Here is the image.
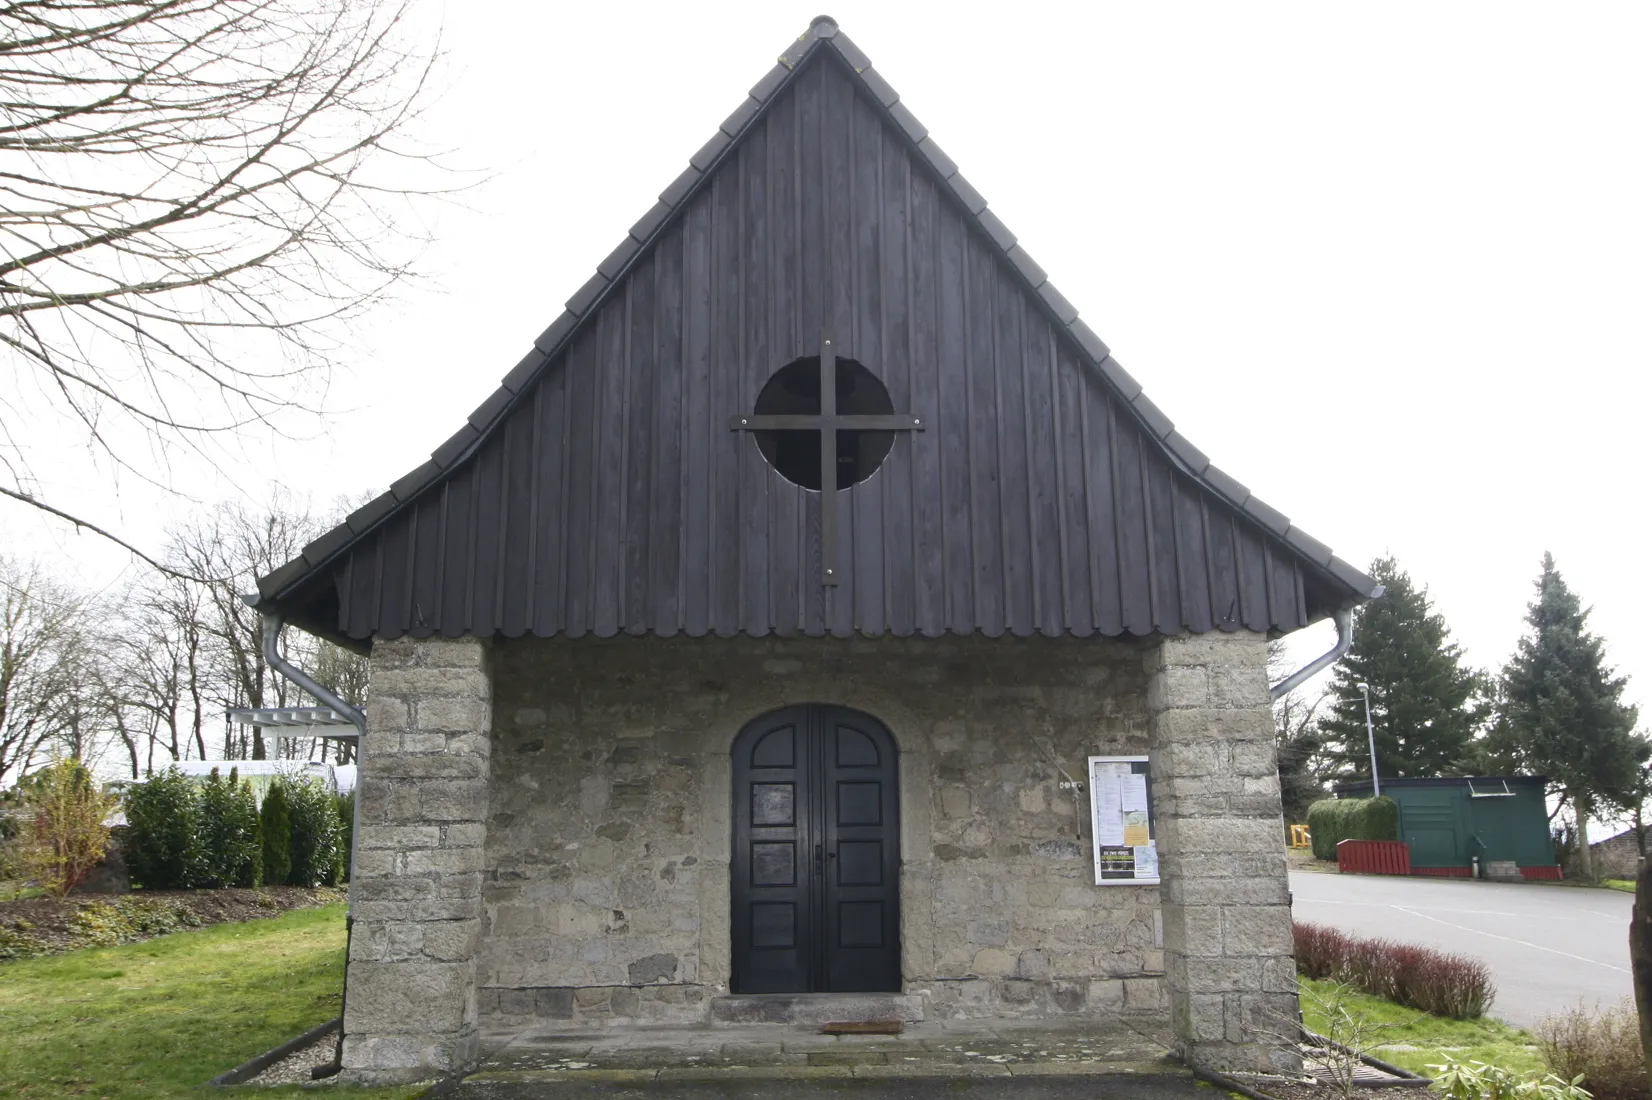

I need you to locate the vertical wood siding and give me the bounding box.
[332,55,1313,641]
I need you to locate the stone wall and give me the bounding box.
[1592,829,1644,881]
[1147,632,1299,1074]
[344,636,493,1081]
[478,634,1163,1028]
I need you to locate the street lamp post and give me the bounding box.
[1357,682,1381,797]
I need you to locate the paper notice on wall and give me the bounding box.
[1094,774,1125,845]
[1121,773,1148,814]
[1121,810,1150,847]
[1132,842,1159,879]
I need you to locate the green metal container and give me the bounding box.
[1333,776,1556,872]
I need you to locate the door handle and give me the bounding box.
[815,844,823,874]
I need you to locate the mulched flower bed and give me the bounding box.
[0,885,344,959]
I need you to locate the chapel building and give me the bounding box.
[254,16,1379,1081]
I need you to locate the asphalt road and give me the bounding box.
[1288,870,1633,1027]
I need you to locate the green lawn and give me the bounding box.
[0,902,423,1099]
[1300,976,1544,1078]
[1603,879,1636,894]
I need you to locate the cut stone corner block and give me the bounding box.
[342,633,494,1078]
[1148,629,1299,1073]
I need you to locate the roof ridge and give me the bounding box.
[259,17,1377,606]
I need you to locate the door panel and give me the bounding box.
[731,710,813,993]
[731,706,900,994]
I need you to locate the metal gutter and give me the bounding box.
[248,601,365,734]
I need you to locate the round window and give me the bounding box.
[751,356,896,491]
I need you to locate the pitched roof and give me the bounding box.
[254,16,1378,642]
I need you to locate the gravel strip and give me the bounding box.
[244,1032,340,1086]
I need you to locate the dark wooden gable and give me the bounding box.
[258,19,1377,646]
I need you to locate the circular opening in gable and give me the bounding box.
[751,356,896,491]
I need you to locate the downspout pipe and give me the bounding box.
[1270,606,1356,700]
[251,603,366,1080]
[258,610,365,734]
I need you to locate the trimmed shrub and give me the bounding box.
[1537,1000,1648,1100]
[1293,921,1494,1019]
[259,778,293,887]
[1306,796,1400,860]
[196,768,262,889]
[286,778,342,887]
[123,767,202,889]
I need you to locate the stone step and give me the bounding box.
[710,992,926,1025]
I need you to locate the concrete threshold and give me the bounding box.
[465,1016,1183,1084]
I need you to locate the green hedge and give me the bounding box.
[1307,795,1400,860]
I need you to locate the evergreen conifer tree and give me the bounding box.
[1493,553,1643,879]
[1320,556,1484,782]
[259,777,293,887]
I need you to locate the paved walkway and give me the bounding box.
[450,1017,1185,1094]
[1290,870,1633,1027]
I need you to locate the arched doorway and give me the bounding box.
[730,705,901,994]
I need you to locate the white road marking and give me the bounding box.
[1391,905,1630,974]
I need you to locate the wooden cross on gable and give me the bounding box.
[730,332,923,586]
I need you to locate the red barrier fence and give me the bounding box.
[1336,839,1412,876]
[1520,865,1563,881]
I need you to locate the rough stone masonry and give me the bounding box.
[339,629,1298,1079]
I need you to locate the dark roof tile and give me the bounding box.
[886,101,927,142]
[858,66,898,107]
[432,423,480,468]
[1036,282,1078,325]
[258,555,310,599]
[915,137,957,180]
[945,172,988,215]
[501,348,546,394]
[1065,320,1109,365]
[778,30,814,68]
[533,313,576,354]
[1162,430,1210,474]
[467,387,513,432]
[749,63,790,102]
[659,164,702,207]
[598,236,642,280]
[1130,392,1174,440]
[690,130,732,171]
[628,201,672,242]
[977,209,1016,252]
[1328,555,1380,597]
[301,522,353,568]
[565,272,609,317]
[720,97,760,136]
[346,491,398,535]
[1200,464,1250,506]
[830,32,871,71]
[1284,525,1333,567]
[1094,354,1140,399]
[1242,495,1290,536]
[391,460,442,502]
[1004,245,1046,288]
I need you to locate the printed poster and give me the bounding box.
[1088,756,1159,885]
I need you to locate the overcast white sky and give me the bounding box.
[7,2,1650,714]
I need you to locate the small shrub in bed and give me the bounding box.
[123,767,202,889]
[1292,920,1494,1019]
[1537,1000,1648,1100]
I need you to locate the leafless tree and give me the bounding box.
[0,0,441,569]
[0,557,88,784]
[1269,639,1331,821]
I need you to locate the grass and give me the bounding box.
[0,902,423,1099]
[1603,879,1636,894]
[1300,975,1544,1078]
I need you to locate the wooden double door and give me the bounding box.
[730,705,901,994]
